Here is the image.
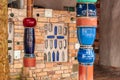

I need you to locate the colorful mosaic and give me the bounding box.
[8,18,14,64]
[44,23,68,62]
[76,0,97,80]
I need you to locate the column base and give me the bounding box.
[79,64,93,80]
[23,57,36,67]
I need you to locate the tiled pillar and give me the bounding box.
[23,0,36,67]
[76,0,97,80]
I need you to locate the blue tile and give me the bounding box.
[54,39,57,49]
[52,51,55,62]
[76,3,87,16]
[76,3,96,17]
[24,28,35,55]
[57,51,59,61]
[47,36,55,39]
[88,4,96,16]
[57,36,64,39]
[54,26,57,35]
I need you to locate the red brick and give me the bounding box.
[45,63,53,68]
[34,69,42,73]
[52,67,61,71]
[36,64,45,69]
[43,68,53,71]
[64,17,71,23]
[14,64,23,68]
[14,25,24,30]
[49,18,59,23]
[47,71,55,75]
[36,57,44,60]
[26,78,34,80]
[38,17,49,22]
[69,38,78,43]
[35,39,44,44]
[62,73,70,77]
[36,72,47,76]
[37,23,46,27]
[61,66,69,70]
[14,21,23,26]
[53,74,61,79]
[55,70,63,74]
[63,69,72,73]
[14,45,23,50]
[14,29,24,33]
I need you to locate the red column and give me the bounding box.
[79,64,93,80]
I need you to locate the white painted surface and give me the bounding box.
[45,9,53,17]
[75,43,80,49]
[14,50,21,59]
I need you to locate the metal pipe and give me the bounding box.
[27,0,33,17]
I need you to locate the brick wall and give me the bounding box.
[8,8,78,80]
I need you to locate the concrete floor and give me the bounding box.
[94,65,120,80]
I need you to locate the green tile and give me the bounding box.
[76,0,97,3]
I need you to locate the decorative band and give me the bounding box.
[77,17,97,27]
[23,57,36,67]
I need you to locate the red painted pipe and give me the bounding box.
[79,64,93,80]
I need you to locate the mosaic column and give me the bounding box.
[23,0,36,67]
[0,0,10,79]
[76,0,97,80]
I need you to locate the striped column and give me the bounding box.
[23,0,36,67]
[76,0,97,80]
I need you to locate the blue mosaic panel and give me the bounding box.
[54,39,57,49]
[45,23,68,62]
[76,3,96,17]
